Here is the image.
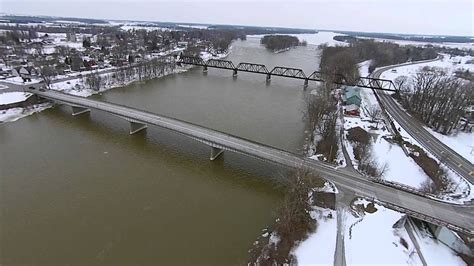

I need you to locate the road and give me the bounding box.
[372,58,474,183]
[26,88,474,235]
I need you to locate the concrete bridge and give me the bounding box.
[27,87,474,236]
[177,55,398,92]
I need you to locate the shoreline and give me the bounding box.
[0,51,230,123]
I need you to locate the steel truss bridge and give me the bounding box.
[177,55,398,92]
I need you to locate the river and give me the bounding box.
[0,37,321,265]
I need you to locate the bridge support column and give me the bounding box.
[266,73,271,81]
[233,69,238,77]
[71,106,90,116]
[210,146,224,161]
[203,66,208,73]
[129,121,147,135]
[304,79,309,89]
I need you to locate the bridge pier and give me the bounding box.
[266,73,271,81]
[233,69,238,77]
[71,106,91,116]
[210,146,224,161]
[203,65,208,73]
[304,79,309,89]
[129,121,147,135]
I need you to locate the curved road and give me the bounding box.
[372,59,474,183]
[27,88,474,235]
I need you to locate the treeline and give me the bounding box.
[333,35,357,43]
[319,40,438,80]
[396,72,473,134]
[260,35,305,52]
[338,31,474,44]
[83,59,175,91]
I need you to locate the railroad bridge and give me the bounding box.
[177,55,398,92]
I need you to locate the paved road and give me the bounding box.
[26,88,474,235]
[371,59,474,183]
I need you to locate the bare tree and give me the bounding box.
[366,104,383,128]
[40,66,56,88]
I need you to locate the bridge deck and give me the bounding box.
[29,88,474,235]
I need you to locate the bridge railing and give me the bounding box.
[371,178,472,205]
[364,196,474,236]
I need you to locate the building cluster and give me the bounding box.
[0,23,224,83]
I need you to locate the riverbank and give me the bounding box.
[0,52,229,123]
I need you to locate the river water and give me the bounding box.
[0,37,321,265]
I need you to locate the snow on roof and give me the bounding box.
[344,86,361,99]
[345,104,360,112]
[0,92,32,105]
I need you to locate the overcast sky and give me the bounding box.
[1,0,473,36]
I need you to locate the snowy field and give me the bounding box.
[380,54,474,81]
[344,200,423,265]
[0,92,31,105]
[247,31,348,47]
[293,207,337,265]
[362,37,474,50]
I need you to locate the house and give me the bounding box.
[12,66,38,79]
[344,104,360,116]
[341,86,362,107]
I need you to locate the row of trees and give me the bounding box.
[396,72,473,134]
[83,59,175,91]
[319,40,438,81]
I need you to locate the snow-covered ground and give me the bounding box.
[361,37,474,50]
[0,92,31,105]
[377,56,474,178]
[406,218,467,266]
[2,76,40,85]
[0,103,51,123]
[247,31,349,47]
[293,207,337,265]
[345,200,423,265]
[380,54,474,81]
[424,128,473,164]
[343,62,433,189]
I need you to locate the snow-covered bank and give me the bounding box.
[0,103,51,123]
[0,92,32,105]
[293,207,337,265]
[1,52,228,123]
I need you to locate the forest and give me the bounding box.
[260,35,305,52]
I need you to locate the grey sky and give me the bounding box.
[1,0,473,36]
